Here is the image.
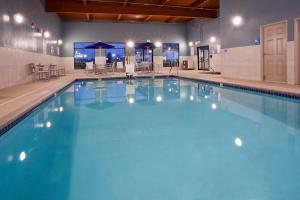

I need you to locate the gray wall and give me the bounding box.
[2,0,299,55]
[186,18,221,54]
[187,0,300,49]
[187,18,220,46]
[0,0,62,55]
[62,21,188,57]
[220,0,300,48]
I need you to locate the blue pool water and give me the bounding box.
[0,78,300,200]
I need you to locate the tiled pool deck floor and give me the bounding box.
[1,70,300,131]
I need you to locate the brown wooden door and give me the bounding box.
[263,22,287,83]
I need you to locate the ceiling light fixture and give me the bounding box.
[44,31,50,38]
[232,15,243,27]
[155,41,162,48]
[127,40,135,48]
[210,36,216,43]
[2,14,10,22]
[58,39,63,45]
[13,13,24,24]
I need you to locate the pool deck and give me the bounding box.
[1,70,300,132]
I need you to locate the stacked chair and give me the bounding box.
[29,63,66,81]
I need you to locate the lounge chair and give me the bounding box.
[135,62,151,72]
[116,61,124,72]
[85,62,94,73]
[95,64,106,74]
[105,63,114,72]
[126,63,138,78]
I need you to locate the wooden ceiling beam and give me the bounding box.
[190,0,207,8]
[159,0,171,7]
[123,0,129,6]
[143,15,152,22]
[165,16,178,23]
[117,14,122,21]
[45,0,218,18]
[86,13,94,21]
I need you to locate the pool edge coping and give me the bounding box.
[175,75,300,99]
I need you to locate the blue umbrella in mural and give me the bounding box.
[85,42,115,49]
[136,42,155,49]
[85,42,115,61]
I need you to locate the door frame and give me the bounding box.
[197,45,210,70]
[260,20,288,82]
[295,18,300,84]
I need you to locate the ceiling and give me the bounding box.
[45,0,219,23]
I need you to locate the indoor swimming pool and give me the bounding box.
[0,77,300,200]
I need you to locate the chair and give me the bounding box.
[135,63,144,72]
[142,61,151,72]
[135,62,150,72]
[95,64,106,74]
[29,63,39,81]
[37,64,50,80]
[116,62,124,72]
[49,65,59,78]
[105,63,114,72]
[153,63,162,73]
[125,64,136,77]
[85,62,94,73]
[58,66,66,76]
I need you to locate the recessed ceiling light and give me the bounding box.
[14,13,24,24]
